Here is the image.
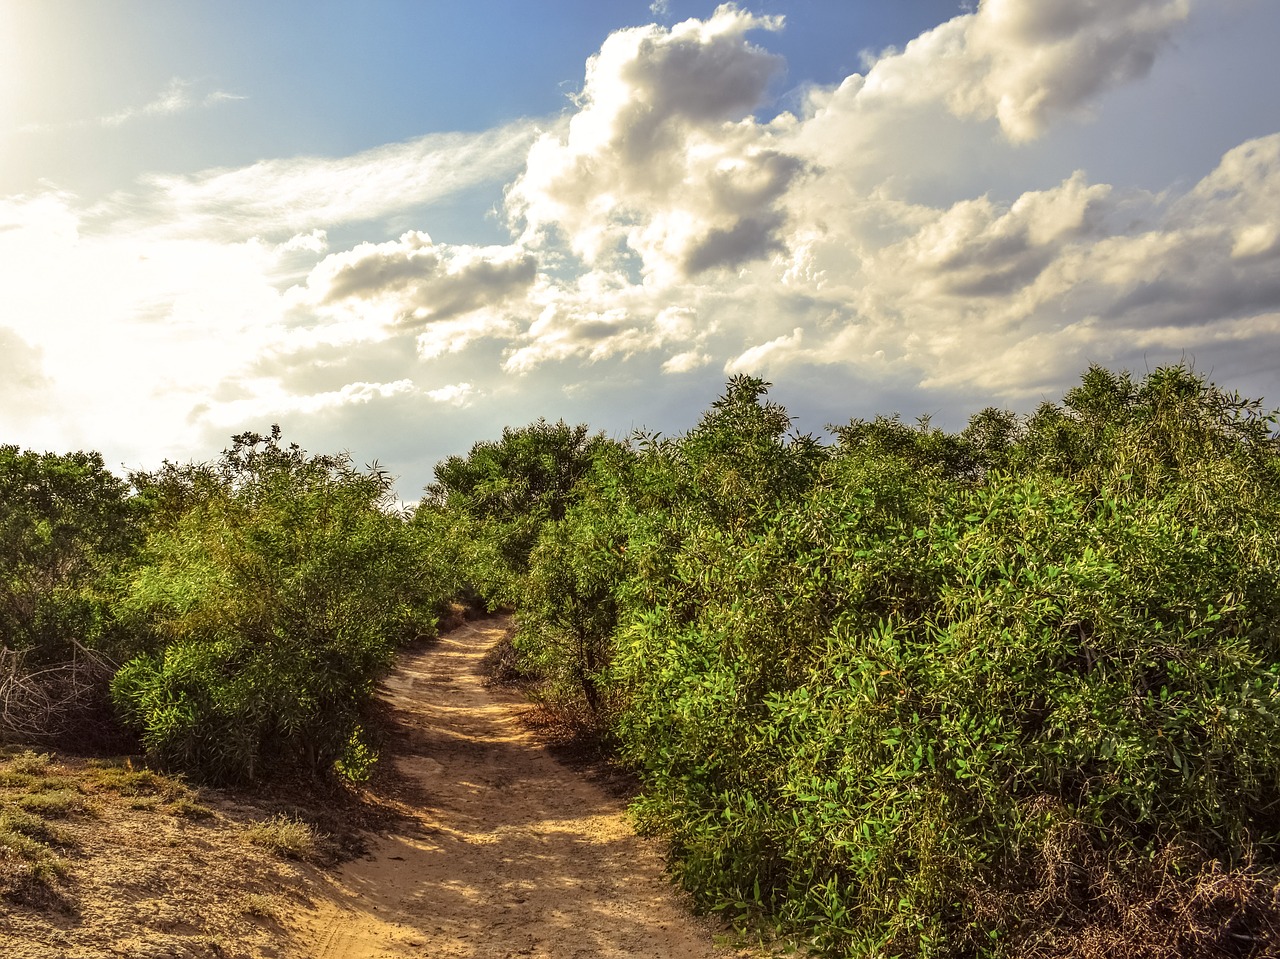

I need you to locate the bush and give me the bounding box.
[506,367,1280,956]
[0,447,144,747]
[111,428,442,783]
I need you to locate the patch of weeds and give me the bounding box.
[8,750,52,775]
[0,750,74,793]
[86,762,190,801]
[238,892,281,920]
[0,807,70,900]
[167,795,214,820]
[16,789,88,819]
[0,770,75,792]
[0,807,73,847]
[243,813,321,860]
[0,751,84,901]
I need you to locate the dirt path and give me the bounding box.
[286,616,749,959]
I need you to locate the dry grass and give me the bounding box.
[965,813,1280,959]
[237,891,283,920]
[0,750,79,902]
[243,812,323,861]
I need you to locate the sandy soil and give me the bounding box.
[0,766,313,959]
[285,615,749,959]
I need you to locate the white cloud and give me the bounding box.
[507,5,800,282]
[100,77,194,126]
[662,349,711,374]
[196,379,421,430]
[852,0,1191,142]
[15,77,245,134]
[426,382,476,406]
[93,120,541,242]
[3,0,1278,500]
[757,132,1280,399]
[305,231,537,324]
[725,327,805,374]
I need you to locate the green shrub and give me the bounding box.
[511,366,1280,956]
[0,447,139,663]
[111,428,442,783]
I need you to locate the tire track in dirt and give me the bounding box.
[288,615,748,959]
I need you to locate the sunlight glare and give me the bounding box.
[0,20,12,124]
[0,3,22,126]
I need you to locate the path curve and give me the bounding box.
[288,615,745,959]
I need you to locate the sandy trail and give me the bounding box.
[288,616,743,959]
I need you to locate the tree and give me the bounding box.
[417,419,620,606]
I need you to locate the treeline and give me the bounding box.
[4,364,1280,955]
[422,365,1280,957]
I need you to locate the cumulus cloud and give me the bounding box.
[507,5,802,282]
[754,132,1280,399]
[499,272,724,373]
[1090,135,1280,327]
[485,0,1201,383]
[303,231,537,325]
[851,0,1191,142]
[285,230,540,368]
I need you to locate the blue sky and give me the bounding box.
[2,1,1279,499]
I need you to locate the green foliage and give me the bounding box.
[6,362,1279,953]
[519,492,628,716]
[499,365,1280,956]
[418,418,621,607]
[111,428,441,783]
[0,446,139,663]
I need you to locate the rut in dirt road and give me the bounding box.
[289,615,749,959]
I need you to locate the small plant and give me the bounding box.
[0,807,72,848]
[86,762,189,801]
[243,813,320,860]
[8,750,52,775]
[166,795,214,820]
[16,789,87,818]
[0,806,71,899]
[0,769,74,792]
[238,892,281,919]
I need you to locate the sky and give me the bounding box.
[2,0,1279,500]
